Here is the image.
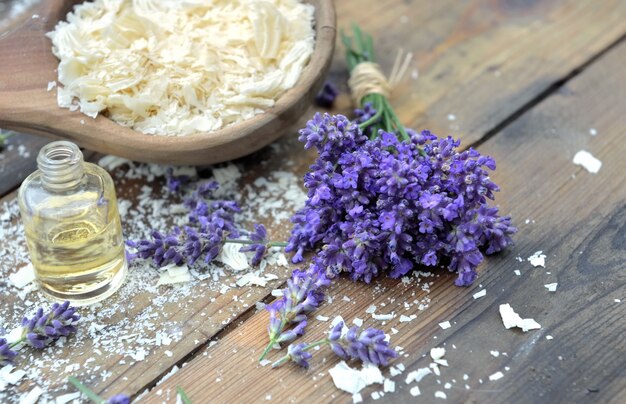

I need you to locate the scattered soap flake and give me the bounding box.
[259,359,272,367]
[589,128,597,136]
[365,305,377,314]
[544,283,558,292]
[372,313,394,321]
[514,270,521,276]
[410,386,421,397]
[328,361,383,395]
[9,263,35,288]
[447,114,456,121]
[156,264,192,286]
[399,314,417,323]
[352,393,363,404]
[316,315,329,322]
[615,299,621,303]
[546,335,553,340]
[490,350,500,357]
[352,318,364,327]
[438,321,451,330]
[55,392,81,404]
[98,155,131,171]
[19,385,43,404]
[434,391,447,399]
[47,81,57,91]
[383,379,395,393]
[216,243,249,271]
[573,150,602,174]
[499,304,541,332]
[527,251,546,268]
[405,368,431,384]
[430,347,446,361]
[473,289,486,299]
[489,371,504,381]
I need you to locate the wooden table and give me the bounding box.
[1,0,625,402]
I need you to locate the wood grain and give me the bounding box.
[0,0,336,165]
[139,30,626,404]
[332,0,626,145]
[0,0,625,401]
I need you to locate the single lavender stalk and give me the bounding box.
[10,301,80,349]
[68,376,130,404]
[259,262,330,361]
[0,338,17,365]
[272,321,398,369]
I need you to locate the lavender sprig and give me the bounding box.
[68,376,130,404]
[11,301,80,349]
[0,338,17,365]
[127,180,286,268]
[272,321,397,368]
[259,262,330,361]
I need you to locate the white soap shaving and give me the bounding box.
[372,312,395,321]
[473,289,486,299]
[216,243,249,271]
[573,150,602,174]
[499,304,541,332]
[405,367,431,384]
[544,283,558,292]
[47,0,315,136]
[19,385,43,404]
[9,263,35,288]
[328,361,383,395]
[528,251,546,268]
[156,264,192,286]
[438,321,451,330]
[489,371,504,381]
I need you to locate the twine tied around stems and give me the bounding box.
[348,49,414,105]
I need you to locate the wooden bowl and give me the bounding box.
[0,0,336,165]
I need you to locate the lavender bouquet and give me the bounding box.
[260,26,516,361]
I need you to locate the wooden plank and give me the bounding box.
[1,0,625,400]
[0,132,48,197]
[332,0,626,145]
[140,33,626,404]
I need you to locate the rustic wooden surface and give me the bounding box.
[0,0,335,165]
[0,0,625,403]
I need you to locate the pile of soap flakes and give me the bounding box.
[0,154,307,402]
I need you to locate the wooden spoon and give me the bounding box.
[0,0,336,165]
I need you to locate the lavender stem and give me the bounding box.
[68,376,105,404]
[225,239,288,248]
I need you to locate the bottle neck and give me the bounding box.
[37,141,85,192]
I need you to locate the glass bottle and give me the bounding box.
[18,141,127,305]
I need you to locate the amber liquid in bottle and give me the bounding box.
[18,141,127,305]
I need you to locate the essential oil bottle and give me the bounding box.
[18,141,127,305]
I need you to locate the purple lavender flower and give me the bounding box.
[328,321,397,366]
[239,224,268,265]
[107,394,131,404]
[286,113,516,287]
[0,338,17,365]
[127,181,246,268]
[165,168,192,194]
[272,342,313,369]
[273,321,397,369]
[314,81,339,108]
[21,301,80,349]
[260,262,330,360]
